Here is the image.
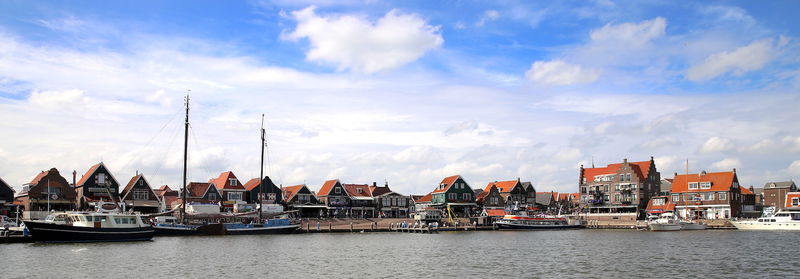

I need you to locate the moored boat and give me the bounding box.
[648,212,681,231]
[495,211,583,230]
[24,212,153,242]
[731,210,800,230]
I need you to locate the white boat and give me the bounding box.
[648,213,682,231]
[495,211,583,230]
[731,210,800,230]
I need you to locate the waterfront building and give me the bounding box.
[412,193,433,213]
[369,182,410,218]
[739,186,760,218]
[0,177,14,216]
[154,185,179,211]
[644,196,675,219]
[521,181,537,210]
[477,184,504,209]
[671,169,742,219]
[482,179,531,209]
[659,179,673,196]
[431,175,477,218]
[182,182,222,204]
[762,181,797,210]
[120,173,160,213]
[785,192,800,209]
[535,192,557,212]
[342,183,375,218]
[578,157,661,220]
[317,179,351,217]
[557,193,581,214]
[282,184,324,218]
[74,162,121,210]
[243,176,283,205]
[208,171,247,212]
[15,168,77,220]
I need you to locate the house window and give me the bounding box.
[700,182,711,189]
[357,188,363,193]
[603,195,609,201]
[688,182,698,190]
[672,194,679,202]
[208,193,217,200]
[619,174,624,181]
[133,190,148,200]
[626,174,631,181]
[614,194,620,202]
[615,184,619,191]
[448,193,456,200]
[267,193,276,200]
[228,178,238,186]
[227,192,242,201]
[335,187,341,194]
[581,187,586,194]
[792,198,799,207]
[462,193,470,200]
[630,184,637,190]
[719,192,727,201]
[139,180,143,186]
[653,199,664,205]
[632,193,637,200]
[97,173,106,185]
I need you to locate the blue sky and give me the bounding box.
[0,0,799,195]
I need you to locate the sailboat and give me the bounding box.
[220,114,299,235]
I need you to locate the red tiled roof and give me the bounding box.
[739,186,754,195]
[282,184,306,202]
[558,193,571,201]
[416,192,432,203]
[476,190,490,202]
[483,180,519,193]
[155,185,178,197]
[158,185,172,192]
[76,163,103,186]
[484,209,506,217]
[645,197,676,212]
[432,175,460,194]
[569,193,580,200]
[582,160,652,183]
[244,178,260,191]
[121,174,143,197]
[785,192,800,208]
[28,170,49,185]
[672,171,736,193]
[186,182,212,198]
[343,184,372,198]
[369,185,393,196]
[209,171,245,191]
[318,179,339,196]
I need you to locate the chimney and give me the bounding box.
[136,170,139,176]
[623,158,628,164]
[749,185,754,192]
[674,172,678,177]
[701,170,706,176]
[72,170,77,188]
[373,182,377,187]
[733,168,736,174]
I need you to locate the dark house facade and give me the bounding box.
[120,174,160,213]
[243,176,283,205]
[317,179,351,218]
[16,168,77,219]
[283,184,324,218]
[75,162,121,210]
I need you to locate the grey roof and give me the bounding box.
[763,181,796,189]
[535,193,553,206]
[521,181,535,192]
[752,187,764,195]
[660,179,672,192]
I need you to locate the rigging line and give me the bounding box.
[188,123,213,181]
[150,118,183,187]
[116,105,183,175]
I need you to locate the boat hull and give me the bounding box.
[153,224,204,236]
[680,222,707,230]
[24,221,153,243]
[731,221,800,231]
[648,223,682,231]
[224,224,300,235]
[495,223,583,230]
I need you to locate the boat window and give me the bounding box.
[770,219,776,222]
[97,216,108,222]
[791,214,800,220]
[114,217,122,224]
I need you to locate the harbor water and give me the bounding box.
[2,230,798,278]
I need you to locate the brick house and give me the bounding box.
[208,171,247,212]
[671,169,742,219]
[762,181,798,210]
[477,184,504,209]
[15,168,77,219]
[579,157,661,219]
[369,182,410,218]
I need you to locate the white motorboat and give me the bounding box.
[679,220,707,230]
[731,210,800,230]
[648,213,682,231]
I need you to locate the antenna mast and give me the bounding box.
[180,94,189,223]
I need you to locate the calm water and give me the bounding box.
[2,230,798,278]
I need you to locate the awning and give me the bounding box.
[350,197,374,201]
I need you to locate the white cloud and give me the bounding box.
[711,158,741,171]
[789,160,800,176]
[525,59,599,86]
[686,39,774,81]
[476,10,500,27]
[640,137,681,149]
[701,136,735,153]
[283,6,443,73]
[444,120,478,135]
[589,17,666,47]
[28,89,90,108]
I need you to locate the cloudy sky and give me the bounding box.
[1,0,799,196]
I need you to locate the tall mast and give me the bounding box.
[181,94,189,223]
[259,114,265,222]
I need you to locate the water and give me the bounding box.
[2,230,798,278]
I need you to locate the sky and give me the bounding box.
[0,0,799,196]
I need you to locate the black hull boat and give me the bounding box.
[495,222,584,230]
[24,221,153,243]
[223,222,300,235]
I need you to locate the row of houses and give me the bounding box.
[578,156,798,220]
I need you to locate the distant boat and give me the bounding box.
[648,212,681,231]
[731,210,800,230]
[494,206,583,230]
[23,211,153,242]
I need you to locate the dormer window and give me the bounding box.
[335,187,341,194]
[357,188,363,193]
[688,182,698,190]
[228,178,237,186]
[700,182,711,189]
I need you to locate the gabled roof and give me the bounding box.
[433,175,461,194]
[121,174,157,200]
[645,196,676,212]
[483,180,520,193]
[155,185,178,197]
[0,177,13,193]
[76,163,103,186]
[535,192,557,205]
[244,178,260,191]
[343,184,372,198]
[209,171,245,191]
[785,192,800,208]
[186,182,213,198]
[582,159,652,183]
[318,179,340,196]
[369,184,393,196]
[558,193,572,201]
[739,186,754,195]
[28,170,50,186]
[282,184,308,202]
[672,171,736,193]
[763,181,796,189]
